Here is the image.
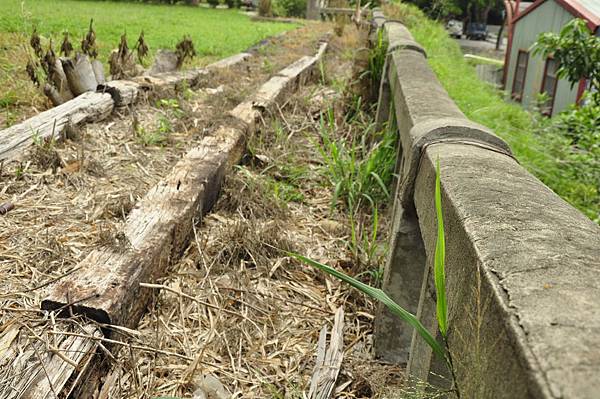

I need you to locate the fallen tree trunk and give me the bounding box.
[98,80,140,107]
[0,92,113,162]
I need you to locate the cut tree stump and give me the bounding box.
[62,54,99,96]
[147,49,179,74]
[0,92,113,162]
[51,58,74,104]
[91,59,106,85]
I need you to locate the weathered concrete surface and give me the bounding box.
[414,143,600,398]
[383,21,426,56]
[386,49,510,206]
[407,266,453,393]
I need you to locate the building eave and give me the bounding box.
[513,0,600,31]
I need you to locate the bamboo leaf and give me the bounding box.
[434,158,448,337]
[290,253,446,361]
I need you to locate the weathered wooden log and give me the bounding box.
[206,52,252,69]
[308,307,345,399]
[91,59,106,84]
[98,80,140,107]
[62,53,98,95]
[42,125,242,327]
[0,322,101,399]
[0,39,332,399]
[132,69,209,98]
[0,92,113,161]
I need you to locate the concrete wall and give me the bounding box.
[373,14,600,399]
[505,0,579,115]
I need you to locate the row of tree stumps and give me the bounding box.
[26,20,197,106]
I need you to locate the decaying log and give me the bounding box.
[0,322,101,399]
[62,53,98,96]
[41,126,244,327]
[308,307,345,399]
[206,52,251,69]
[98,80,140,107]
[0,92,113,161]
[148,49,179,74]
[132,69,209,98]
[0,40,331,399]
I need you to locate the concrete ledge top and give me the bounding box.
[389,49,464,126]
[415,143,600,398]
[398,117,511,207]
[384,20,426,57]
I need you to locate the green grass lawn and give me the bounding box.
[0,0,294,60]
[0,0,296,122]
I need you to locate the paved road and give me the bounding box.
[454,36,507,60]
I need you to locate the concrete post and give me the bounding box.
[374,202,427,363]
[374,56,391,132]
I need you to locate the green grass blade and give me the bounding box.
[434,158,448,337]
[291,253,446,361]
[370,171,391,199]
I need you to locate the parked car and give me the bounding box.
[240,0,258,8]
[466,22,488,40]
[446,20,463,39]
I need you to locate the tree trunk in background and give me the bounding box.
[496,15,505,50]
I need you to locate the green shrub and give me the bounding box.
[207,0,220,8]
[273,0,306,17]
